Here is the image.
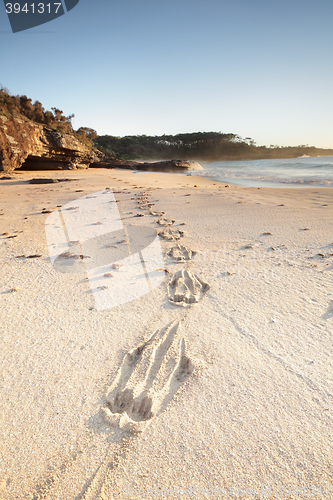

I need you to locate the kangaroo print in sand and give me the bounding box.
[167,269,210,307]
[101,321,193,437]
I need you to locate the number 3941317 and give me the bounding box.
[5,3,62,14]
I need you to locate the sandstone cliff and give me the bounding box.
[0,113,94,172]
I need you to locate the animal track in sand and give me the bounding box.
[168,269,210,307]
[167,244,197,262]
[156,218,175,226]
[150,210,165,216]
[158,228,184,240]
[102,321,193,436]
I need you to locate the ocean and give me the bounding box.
[196,156,333,188]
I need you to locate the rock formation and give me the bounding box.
[91,158,203,172]
[134,160,203,172]
[0,110,202,173]
[0,114,94,172]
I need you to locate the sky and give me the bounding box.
[1,0,333,148]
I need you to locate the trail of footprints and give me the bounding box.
[134,189,184,240]
[30,187,210,498]
[133,190,210,307]
[98,192,210,436]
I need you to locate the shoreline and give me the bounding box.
[197,157,333,189]
[1,169,333,498]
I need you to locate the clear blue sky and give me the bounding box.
[1,0,333,147]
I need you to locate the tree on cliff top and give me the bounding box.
[0,87,95,148]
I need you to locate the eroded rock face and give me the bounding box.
[0,114,94,171]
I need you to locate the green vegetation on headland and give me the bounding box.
[1,87,333,161]
[94,133,333,161]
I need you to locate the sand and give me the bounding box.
[0,168,332,499]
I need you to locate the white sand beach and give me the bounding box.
[0,168,332,499]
